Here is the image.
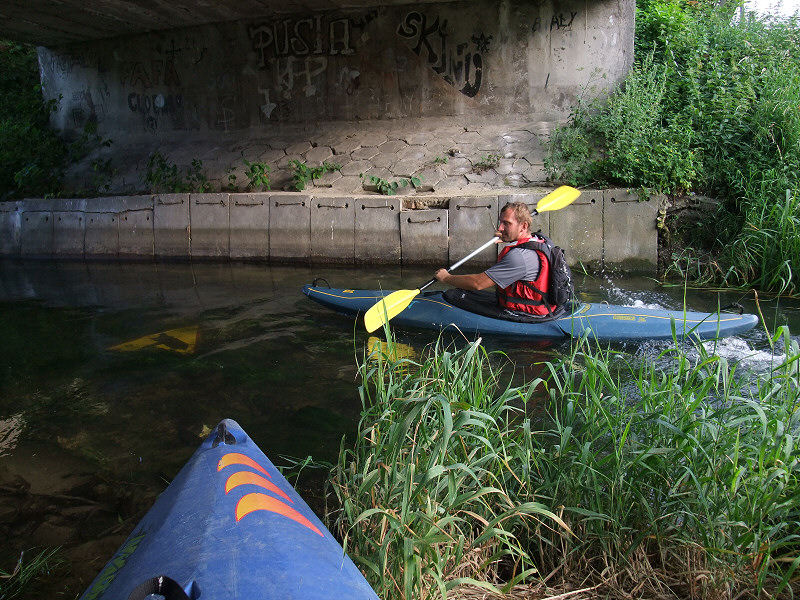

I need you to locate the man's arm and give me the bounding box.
[433,269,494,291]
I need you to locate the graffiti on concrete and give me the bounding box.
[70,90,106,129]
[120,61,182,88]
[248,15,357,66]
[531,12,579,33]
[396,11,488,98]
[247,13,373,115]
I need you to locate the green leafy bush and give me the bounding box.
[546,4,800,291]
[143,151,211,193]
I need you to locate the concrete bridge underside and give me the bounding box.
[1,0,458,46]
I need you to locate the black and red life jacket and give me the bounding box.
[496,232,573,316]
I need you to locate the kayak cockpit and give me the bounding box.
[440,288,576,323]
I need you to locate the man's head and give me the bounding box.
[497,202,532,243]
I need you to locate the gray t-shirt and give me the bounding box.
[484,245,540,289]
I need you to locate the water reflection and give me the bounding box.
[0,258,795,595]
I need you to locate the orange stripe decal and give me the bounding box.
[224,471,292,503]
[217,453,271,477]
[236,493,323,536]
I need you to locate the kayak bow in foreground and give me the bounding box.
[80,419,378,600]
[303,284,759,342]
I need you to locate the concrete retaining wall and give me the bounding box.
[1,189,663,272]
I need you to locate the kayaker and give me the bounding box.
[433,201,556,316]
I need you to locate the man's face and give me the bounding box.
[496,208,529,243]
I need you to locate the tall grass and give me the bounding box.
[331,330,800,599]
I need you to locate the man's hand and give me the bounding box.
[434,268,449,282]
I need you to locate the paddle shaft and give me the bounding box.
[417,236,500,293]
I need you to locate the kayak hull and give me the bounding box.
[80,419,378,600]
[302,285,759,342]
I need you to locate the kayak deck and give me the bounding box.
[80,419,378,600]
[303,284,759,342]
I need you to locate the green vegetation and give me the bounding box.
[0,41,113,200]
[0,547,65,599]
[545,3,800,293]
[143,151,211,194]
[360,173,422,195]
[331,328,800,599]
[473,153,501,173]
[243,159,271,192]
[289,160,341,191]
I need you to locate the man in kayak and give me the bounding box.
[433,202,556,316]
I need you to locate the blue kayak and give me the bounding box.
[80,419,378,600]
[302,284,759,342]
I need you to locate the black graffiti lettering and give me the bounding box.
[532,17,542,33]
[129,62,152,88]
[551,11,578,30]
[398,11,484,98]
[461,53,481,98]
[396,11,421,40]
[163,60,181,86]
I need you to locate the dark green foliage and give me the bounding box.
[0,41,67,200]
[545,5,800,292]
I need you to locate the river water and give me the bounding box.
[0,259,796,597]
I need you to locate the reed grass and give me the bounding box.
[0,547,63,599]
[330,329,800,599]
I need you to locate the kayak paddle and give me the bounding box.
[363,185,581,333]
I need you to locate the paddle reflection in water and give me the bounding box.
[0,259,791,596]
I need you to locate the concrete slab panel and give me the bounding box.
[53,205,86,259]
[118,196,155,259]
[191,193,230,259]
[449,196,499,267]
[400,209,448,265]
[84,197,123,259]
[269,194,311,264]
[310,196,355,264]
[20,199,55,258]
[0,202,22,257]
[548,190,603,269]
[154,194,189,259]
[230,193,269,260]
[354,197,401,265]
[603,190,660,272]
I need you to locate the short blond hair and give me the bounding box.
[500,202,532,230]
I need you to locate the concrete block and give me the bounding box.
[548,190,603,269]
[230,193,269,260]
[190,193,230,259]
[448,196,499,266]
[400,209,448,265]
[499,193,549,237]
[310,196,355,264]
[603,189,660,272]
[154,194,189,259]
[119,196,155,260]
[85,197,121,259]
[20,199,54,258]
[53,199,86,258]
[0,202,22,257]
[354,196,401,264]
[269,194,311,264]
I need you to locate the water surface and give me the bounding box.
[0,260,794,596]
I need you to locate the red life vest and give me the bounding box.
[496,236,554,316]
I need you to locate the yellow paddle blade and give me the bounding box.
[535,185,580,213]
[109,326,199,354]
[364,288,421,333]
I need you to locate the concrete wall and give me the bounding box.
[38,0,633,139]
[0,190,663,273]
